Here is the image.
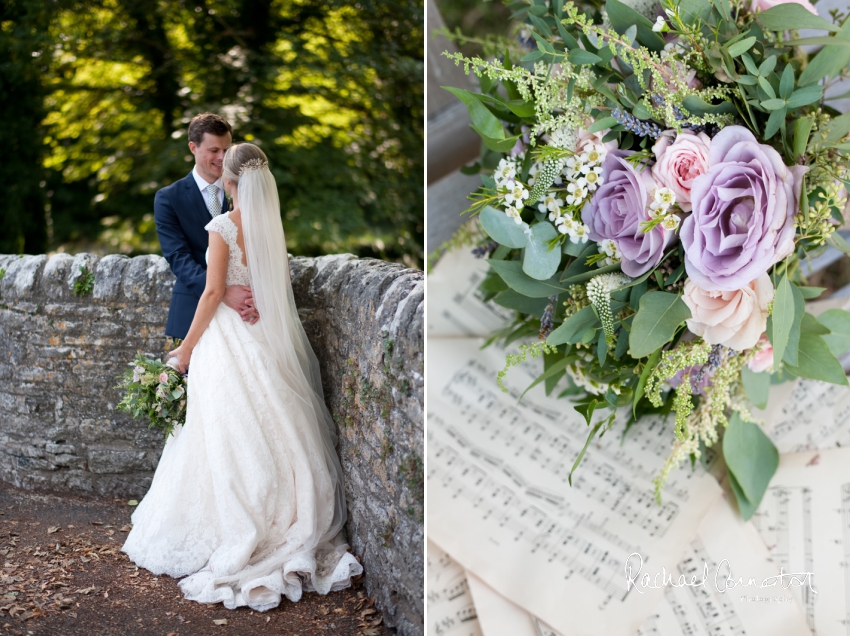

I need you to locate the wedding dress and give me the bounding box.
[122,211,362,611]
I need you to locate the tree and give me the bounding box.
[1,0,424,267]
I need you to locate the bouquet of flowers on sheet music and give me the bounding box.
[444,0,850,518]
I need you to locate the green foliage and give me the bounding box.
[741,366,770,410]
[2,0,423,266]
[72,265,95,296]
[723,412,779,521]
[628,292,691,359]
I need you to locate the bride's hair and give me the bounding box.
[223,142,268,185]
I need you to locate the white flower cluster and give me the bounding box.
[495,156,529,225]
[648,187,681,231]
[531,141,611,245]
[598,239,622,266]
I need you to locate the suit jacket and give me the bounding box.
[155,171,224,340]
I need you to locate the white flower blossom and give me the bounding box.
[539,193,565,215]
[505,205,523,224]
[505,183,529,206]
[662,214,681,231]
[652,16,666,32]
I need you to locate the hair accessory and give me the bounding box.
[239,157,269,175]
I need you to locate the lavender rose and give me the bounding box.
[681,126,807,291]
[581,151,674,277]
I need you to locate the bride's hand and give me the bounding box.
[168,345,191,375]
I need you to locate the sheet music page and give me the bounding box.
[427,540,483,636]
[427,337,723,635]
[427,248,513,338]
[464,570,547,636]
[750,448,850,636]
[755,379,850,454]
[460,495,810,636]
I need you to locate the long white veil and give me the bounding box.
[236,157,347,555]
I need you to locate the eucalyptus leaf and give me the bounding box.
[741,367,771,410]
[629,292,691,359]
[479,206,529,249]
[798,20,850,87]
[723,412,778,521]
[818,308,850,356]
[785,85,824,109]
[568,49,602,65]
[757,4,841,33]
[769,274,795,367]
[493,290,551,316]
[489,260,569,297]
[443,87,506,140]
[547,306,601,346]
[727,36,757,57]
[523,222,562,280]
[784,333,849,385]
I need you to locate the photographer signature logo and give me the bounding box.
[625,552,817,595]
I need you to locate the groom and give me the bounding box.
[155,112,258,343]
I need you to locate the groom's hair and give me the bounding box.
[188,113,232,145]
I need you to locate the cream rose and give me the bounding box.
[751,0,817,16]
[683,274,774,351]
[651,130,711,212]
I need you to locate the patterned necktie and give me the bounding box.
[206,184,221,217]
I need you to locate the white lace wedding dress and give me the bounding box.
[122,212,362,611]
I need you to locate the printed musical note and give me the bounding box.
[427,540,482,636]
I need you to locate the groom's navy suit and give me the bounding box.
[155,171,222,340]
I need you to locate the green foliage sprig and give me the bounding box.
[72,265,95,296]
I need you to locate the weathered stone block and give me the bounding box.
[87,449,151,474]
[93,254,130,301]
[41,254,75,299]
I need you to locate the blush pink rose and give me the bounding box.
[751,0,817,15]
[159,372,169,384]
[748,338,774,373]
[651,130,711,212]
[683,274,774,351]
[575,128,618,155]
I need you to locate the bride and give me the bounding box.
[122,142,362,611]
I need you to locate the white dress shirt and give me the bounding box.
[192,166,226,215]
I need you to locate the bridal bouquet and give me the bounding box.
[445,0,850,517]
[115,353,187,439]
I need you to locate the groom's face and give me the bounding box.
[189,132,232,184]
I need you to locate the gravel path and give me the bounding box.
[0,480,390,636]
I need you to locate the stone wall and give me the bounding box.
[0,252,423,636]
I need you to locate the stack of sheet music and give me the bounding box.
[427,249,850,636]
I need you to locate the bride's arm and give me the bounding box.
[168,231,229,372]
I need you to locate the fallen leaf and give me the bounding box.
[361,608,376,618]
[362,629,380,636]
[119,526,131,532]
[213,618,228,626]
[90,522,103,526]
[127,500,139,506]
[317,606,329,616]
[47,527,60,535]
